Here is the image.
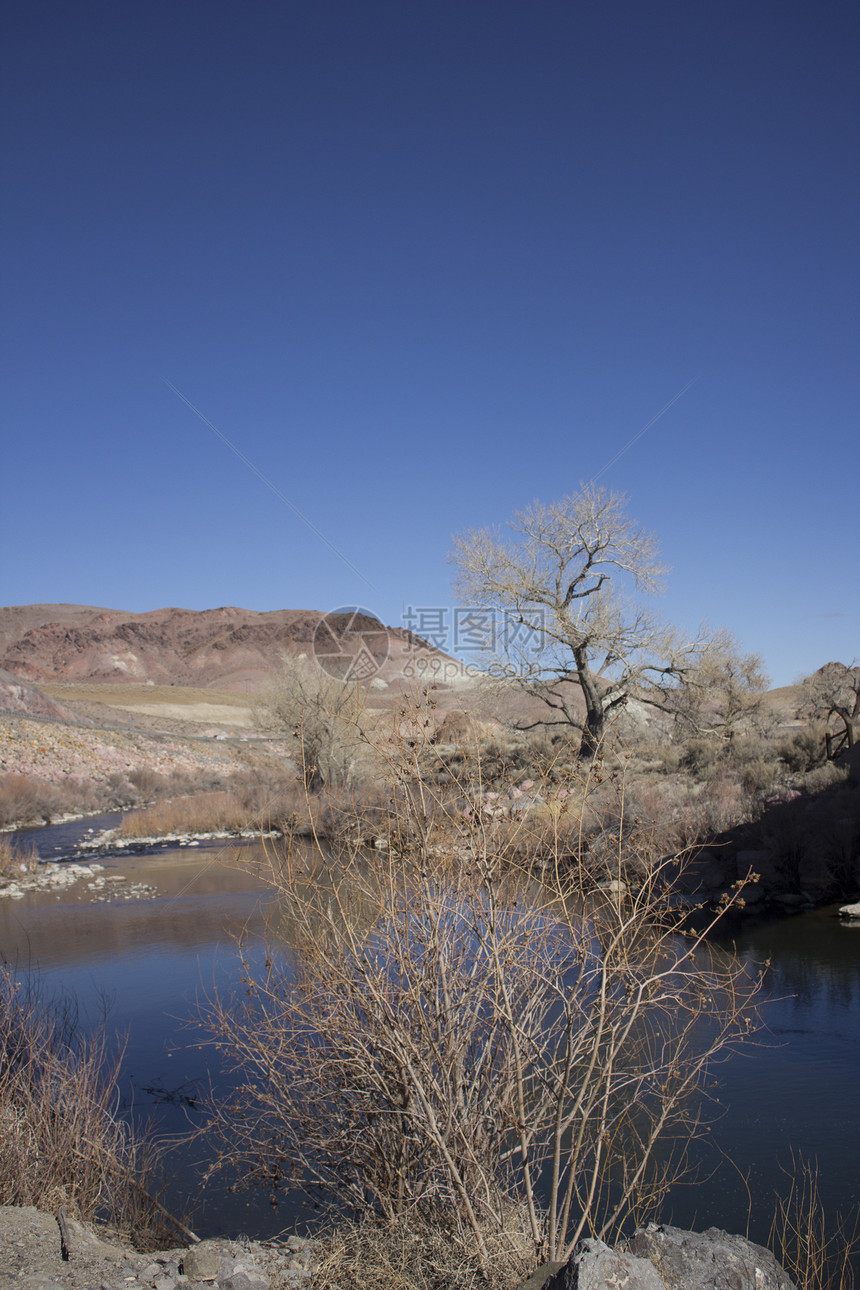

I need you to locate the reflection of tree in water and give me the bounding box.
[140,1079,199,1109]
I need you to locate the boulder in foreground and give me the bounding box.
[535,1223,795,1290]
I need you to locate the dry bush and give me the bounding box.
[633,774,757,851]
[309,1211,534,1290]
[770,1154,859,1290]
[200,716,764,1282]
[256,658,376,790]
[119,790,258,838]
[803,763,849,795]
[127,766,165,800]
[762,799,813,888]
[0,836,39,880]
[0,774,60,827]
[0,966,177,1249]
[776,727,827,774]
[0,772,111,827]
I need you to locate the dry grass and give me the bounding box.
[118,778,312,839]
[308,1212,535,1290]
[119,790,260,838]
[0,966,180,1249]
[770,1154,859,1290]
[40,681,255,723]
[0,835,40,880]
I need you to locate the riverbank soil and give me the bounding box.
[0,1206,312,1290]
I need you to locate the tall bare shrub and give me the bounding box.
[0,967,177,1248]
[201,730,763,1279]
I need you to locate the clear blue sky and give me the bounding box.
[2,0,857,686]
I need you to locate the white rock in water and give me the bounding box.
[838,902,860,920]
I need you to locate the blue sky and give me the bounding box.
[2,0,857,686]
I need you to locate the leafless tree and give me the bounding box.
[200,739,763,1281]
[799,661,860,758]
[664,646,772,744]
[450,485,765,760]
[255,655,370,790]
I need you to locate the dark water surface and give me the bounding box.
[1,828,858,1248]
[667,907,860,1243]
[11,812,124,861]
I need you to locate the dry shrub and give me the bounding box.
[200,727,765,1278]
[803,763,849,795]
[0,772,108,827]
[818,793,860,896]
[127,766,164,799]
[0,774,59,828]
[119,790,257,838]
[0,835,39,879]
[770,1154,859,1290]
[776,727,827,774]
[762,799,812,888]
[0,966,177,1249]
[309,1211,534,1290]
[640,774,757,849]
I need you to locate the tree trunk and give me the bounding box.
[574,651,606,762]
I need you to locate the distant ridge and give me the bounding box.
[0,604,442,692]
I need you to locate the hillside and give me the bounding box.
[0,668,84,722]
[0,603,475,695]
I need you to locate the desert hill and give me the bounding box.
[0,604,455,693]
[0,667,85,722]
[0,605,487,744]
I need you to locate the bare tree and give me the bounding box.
[255,655,369,790]
[799,661,860,758]
[450,485,765,759]
[664,646,772,744]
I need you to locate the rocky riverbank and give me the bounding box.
[0,1207,314,1290]
[0,711,294,831]
[0,1207,799,1290]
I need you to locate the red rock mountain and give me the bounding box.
[0,605,440,692]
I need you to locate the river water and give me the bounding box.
[2,819,858,1249]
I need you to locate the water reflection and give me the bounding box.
[1,840,857,1251]
[663,907,860,1251]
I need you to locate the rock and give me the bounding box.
[181,1240,223,1280]
[736,849,773,877]
[739,881,765,905]
[532,1225,796,1290]
[627,1223,795,1290]
[221,1273,269,1290]
[838,901,860,920]
[542,1238,663,1289]
[284,1236,311,1253]
[517,1262,565,1290]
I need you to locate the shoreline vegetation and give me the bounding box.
[2,739,858,1287]
[3,715,857,918]
[2,672,859,1286]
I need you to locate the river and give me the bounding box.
[2,818,858,1251]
